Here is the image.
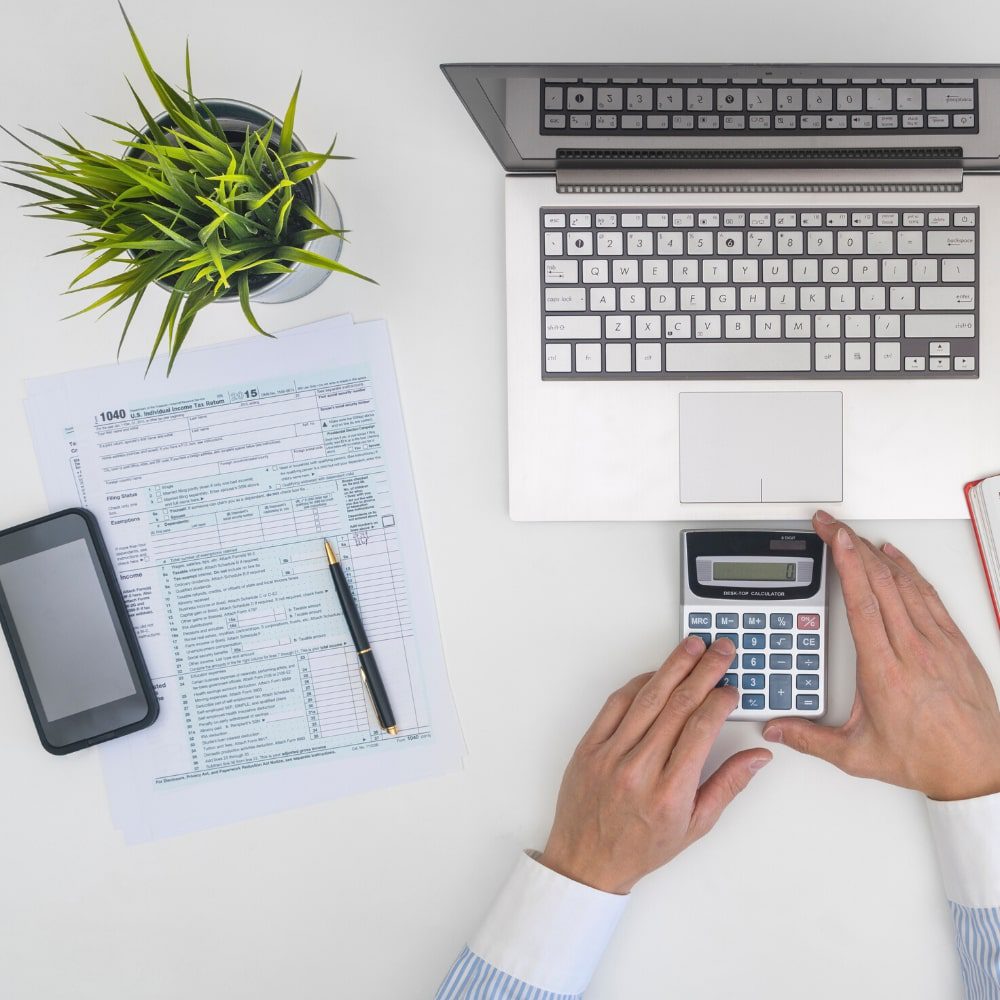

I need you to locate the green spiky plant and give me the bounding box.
[2,5,371,373]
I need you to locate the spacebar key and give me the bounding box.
[665,342,811,373]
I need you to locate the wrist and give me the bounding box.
[537,844,635,896]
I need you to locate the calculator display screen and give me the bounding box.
[712,561,796,582]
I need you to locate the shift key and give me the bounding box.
[905,314,976,338]
[545,315,601,339]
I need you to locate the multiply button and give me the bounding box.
[797,613,821,630]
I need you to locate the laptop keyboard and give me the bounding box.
[540,77,978,136]
[540,207,979,379]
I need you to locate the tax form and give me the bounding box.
[25,316,464,841]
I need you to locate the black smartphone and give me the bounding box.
[0,508,158,754]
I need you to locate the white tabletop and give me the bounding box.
[2,2,999,997]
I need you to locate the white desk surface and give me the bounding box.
[2,1,999,997]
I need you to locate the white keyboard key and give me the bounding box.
[905,314,976,338]
[846,315,871,338]
[807,88,833,110]
[837,231,864,254]
[723,212,747,227]
[867,88,892,110]
[673,213,695,227]
[597,231,624,255]
[815,343,842,371]
[875,343,901,371]
[905,355,927,371]
[954,114,976,128]
[664,316,693,339]
[696,316,722,339]
[800,286,826,310]
[927,231,976,254]
[703,260,729,283]
[792,259,819,283]
[544,233,563,256]
[955,356,976,372]
[595,214,618,228]
[867,231,893,254]
[673,260,699,283]
[852,212,875,227]
[583,259,609,283]
[815,315,840,338]
[698,213,721,228]
[543,213,566,228]
[845,343,872,371]
[603,316,629,339]
[875,314,901,339]
[748,232,774,254]
[657,232,684,255]
[785,315,811,338]
[545,344,571,372]
[897,231,924,254]
[896,88,922,110]
[627,231,654,255]
[612,259,639,284]
[569,213,592,228]
[889,286,916,310]
[740,287,767,311]
[641,259,669,283]
[665,342,811,372]
[649,287,678,311]
[911,258,938,283]
[955,212,977,227]
[567,233,594,255]
[575,344,602,373]
[687,232,714,255]
[763,259,789,283]
[681,288,707,311]
[656,88,683,110]
[929,341,951,356]
[621,213,643,227]
[801,212,823,227]
[926,87,974,110]
[733,260,760,283]
[929,212,950,227]
[635,315,662,339]
[860,286,886,310]
[826,212,849,227]
[808,231,834,254]
[942,258,975,281]
[635,343,663,372]
[544,260,579,284]
[775,212,798,227]
[546,288,586,311]
[620,288,647,311]
[605,344,632,372]
[930,357,951,371]
[830,286,857,310]
[718,232,745,255]
[755,315,781,339]
[919,286,975,310]
[646,213,671,227]
[589,287,616,311]
[724,315,752,339]
[778,231,804,254]
[711,287,737,311]
[882,259,908,283]
[545,316,601,340]
[903,212,925,227]
[878,212,899,227]
[823,259,849,282]
[769,287,796,310]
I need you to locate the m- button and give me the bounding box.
[797,613,821,630]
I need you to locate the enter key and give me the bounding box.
[918,286,975,309]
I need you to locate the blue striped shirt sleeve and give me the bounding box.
[435,946,581,1000]
[950,903,1000,1000]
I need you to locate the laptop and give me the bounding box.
[442,63,1000,520]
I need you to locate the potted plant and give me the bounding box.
[3,5,371,373]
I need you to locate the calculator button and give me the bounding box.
[743,653,766,670]
[689,612,713,628]
[743,613,767,628]
[742,693,766,710]
[717,673,739,689]
[797,654,821,670]
[770,613,793,629]
[797,634,821,650]
[770,654,792,670]
[743,633,766,650]
[796,694,820,711]
[769,674,793,711]
[716,612,740,628]
[743,673,766,690]
[797,613,821,630]
[796,674,821,690]
[690,632,712,647]
[769,633,793,650]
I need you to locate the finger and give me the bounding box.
[846,532,925,648]
[856,537,936,640]
[578,672,655,747]
[661,685,741,794]
[825,524,895,660]
[880,541,964,638]
[612,635,713,751]
[689,748,772,840]
[762,717,852,770]
[634,640,738,767]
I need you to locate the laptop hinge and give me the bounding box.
[555,166,964,194]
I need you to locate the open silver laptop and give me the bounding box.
[442,64,1000,520]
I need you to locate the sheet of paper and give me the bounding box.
[25,317,464,841]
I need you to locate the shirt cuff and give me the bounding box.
[926,790,1000,908]
[467,851,630,996]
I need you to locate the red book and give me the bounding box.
[965,475,1000,628]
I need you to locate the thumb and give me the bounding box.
[689,748,772,840]
[763,718,850,768]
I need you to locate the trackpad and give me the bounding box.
[679,391,843,503]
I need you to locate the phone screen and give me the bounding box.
[0,510,156,752]
[0,539,137,721]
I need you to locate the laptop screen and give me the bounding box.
[442,64,1000,172]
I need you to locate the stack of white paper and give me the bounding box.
[25,315,464,842]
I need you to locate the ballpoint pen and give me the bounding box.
[324,539,398,736]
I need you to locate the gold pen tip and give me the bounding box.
[387,726,398,736]
[324,539,337,565]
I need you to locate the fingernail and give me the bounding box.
[763,726,783,743]
[882,541,900,557]
[713,637,735,655]
[837,527,854,550]
[684,635,705,654]
[749,757,771,772]
[814,509,835,524]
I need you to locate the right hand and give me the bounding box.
[763,510,1000,801]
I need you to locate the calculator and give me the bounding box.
[681,529,828,721]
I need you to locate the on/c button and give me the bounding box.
[797,613,821,630]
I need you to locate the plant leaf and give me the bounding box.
[279,75,301,156]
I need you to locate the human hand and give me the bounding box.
[537,637,772,894]
[763,511,1000,801]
